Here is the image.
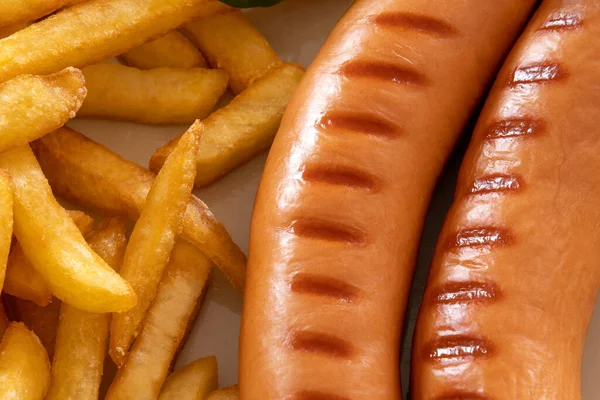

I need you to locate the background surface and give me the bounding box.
[69,0,600,397]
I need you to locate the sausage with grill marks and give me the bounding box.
[412,0,600,398]
[239,1,537,399]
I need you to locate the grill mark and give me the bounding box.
[425,335,493,361]
[430,281,500,304]
[372,11,457,37]
[286,331,353,359]
[302,165,377,191]
[338,60,428,87]
[436,392,491,400]
[509,62,566,85]
[290,218,366,245]
[294,390,351,400]
[486,118,542,139]
[539,12,582,30]
[470,175,521,194]
[317,111,400,138]
[452,227,512,248]
[291,273,359,303]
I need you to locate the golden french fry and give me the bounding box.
[0,322,50,400]
[0,0,230,83]
[0,67,86,153]
[0,302,8,338]
[0,145,136,313]
[175,271,211,363]
[8,296,61,359]
[106,240,213,399]
[3,209,94,306]
[159,356,218,400]
[0,0,71,28]
[150,63,304,187]
[47,218,128,400]
[0,172,12,293]
[79,63,228,125]
[33,127,247,292]
[183,10,281,94]
[5,209,95,356]
[120,30,207,69]
[206,385,240,400]
[110,123,201,366]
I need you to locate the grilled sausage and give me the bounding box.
[411,0,600,398]
[239,1,537,399]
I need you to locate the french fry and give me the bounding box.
[183,9,281,94]
[206,385,240,400]
[150,63,304,187]
[159,356,218,400]
[8,296,61,359]
[0,323,50,400]
[79,63,228,125]
[0,0,230,83]
[0,67,86,153]
[110,123,201,366]
[6,210,95,358]
[119,1,232,70]
[175,271,211,364]
[0,145,136,313]
[106,240,213,399]
[120,31,207,69]
[47,218,128,400]
[33,127,247,292]
[0,302,8,338]
[0,0,72,28]
[0,172,12,293]
[3,209,94,306]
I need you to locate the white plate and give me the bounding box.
[69,0,600,397]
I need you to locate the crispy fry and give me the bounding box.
[9,296,61,359]
[0,322,50,400]
[206,385,240,400]
[0,302,8,338]
[0,0,231,83]
[120,31,207,69]
[0,0,71,28]
[7,210,95,357]
[33,127,247,292]
[47,218,128,400]
[79,63,228,125]
[0,145,136,312]
[183,10,281,94]
[106,240,213,399]
[3,210,94,306]
[0,172,12,292]
[110,123,201,366]
[0,67,86,153]
[175,271,211,363]
[159,356,218,400]
[150,63,304,187]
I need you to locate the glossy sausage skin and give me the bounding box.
[239,1,536,399]
[412,0,600,399]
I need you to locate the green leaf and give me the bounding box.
[218,0,284,8]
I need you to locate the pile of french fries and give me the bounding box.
[0,0,303,398]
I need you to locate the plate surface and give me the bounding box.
[68,0,600,397]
